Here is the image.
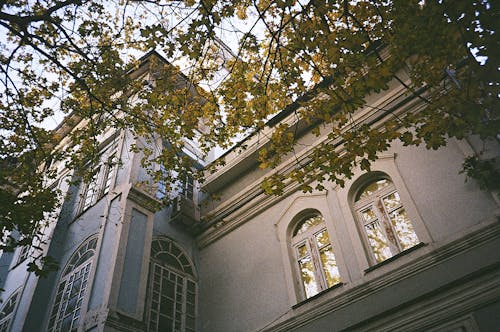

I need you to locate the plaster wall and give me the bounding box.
[117,208,148,314]
[197,138,500,332]
[288,235,500,332]
[89,195,123,311]
[198,198,291,332]
[393,139,499,241]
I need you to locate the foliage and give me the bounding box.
[0,0,498,273]
[461,156,500,194]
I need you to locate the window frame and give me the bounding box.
[15,245,30,266]
[181,174,195,201]
[353,176,421,266]
[0,288,21,332]
[78,140,118,213]
[146,237,197,332]
[46,236,97,332]
[80,165,102,212]
[290,214,342,300]
[156,167,196,203]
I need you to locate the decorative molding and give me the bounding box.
[197,179,323,248]
[128,186,160,212]
[349,268,497,332]
[197,151,397,248]
[257,220,500,331]
[104,309,146,332]
[273,191,328,228]
[83,308,109,330]
[199,83,427,247]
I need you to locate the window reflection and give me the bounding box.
[299,256,318,298]
[48,237,96,332]
[294,215,324,236]
[357,179,390,201]
[354,176,420,265]
[365,221,392,262]
[320,248,341,287]
[148,238,197,332]
[292,214,341,300]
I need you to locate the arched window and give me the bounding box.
[353,176,419,264]
[47,236,97,332]
[0,288,21,331]
[147,238,197,332]
[291,214,341,299]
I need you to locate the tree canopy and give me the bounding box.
[0,0,498,274]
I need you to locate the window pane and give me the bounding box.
[365,221,392,263]
[48,236,96,332]
[294,215,324,236]
[61,315,72,332]
[82,168,100,211]
[361,207,376,223]
[389,208,419,250]
[158,315,173,332]
[298,256,318,298]
[149,240,196,332]
[103,154,116,195]
[357,179,391,201]
[319,247,341,287]
[156,253,183,271]
[297,244,308,259]
[315,230,330,248]
[382,192,402,211]
[187,280,195,292]
[183,175,194,201]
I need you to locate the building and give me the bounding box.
[0,51,499,332]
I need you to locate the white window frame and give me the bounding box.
[16,245,30,265]
[157,165,167,200]
[274,193,349,306]
[78,140,118,213]
[291,214,341,300]
[0,289,21,332]
[181,174,195,201]
[353,177,420,265]
[46,236,97,332]
[101,151,117,196]
[147,238,197,332]
[80,165,101,212]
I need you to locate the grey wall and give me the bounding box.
[394,140,498,241]
[199,203,290,332]
[197,138,500,332]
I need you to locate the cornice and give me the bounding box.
[198,80,425,247]
[127,186,160,212]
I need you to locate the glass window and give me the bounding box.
[16,245,30,265]
[147,238,197,332]
[354,177,419,264]
[157,165,167,200]
[182,175,194,201]
[0,289,20,332]
[47,236,97,332]
[80,166,101,212]
[158,170,195,202]
[291,215,341,299]
[101,153,117,196]
[79,140,118,212]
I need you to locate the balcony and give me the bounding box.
[170,195,200,228]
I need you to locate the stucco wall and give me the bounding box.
[197,137,500,332]
[199,198,290,332]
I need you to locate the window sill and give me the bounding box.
[292,283,344,309]
[364,242,427,274]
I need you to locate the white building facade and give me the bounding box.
[0,52,499,332]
